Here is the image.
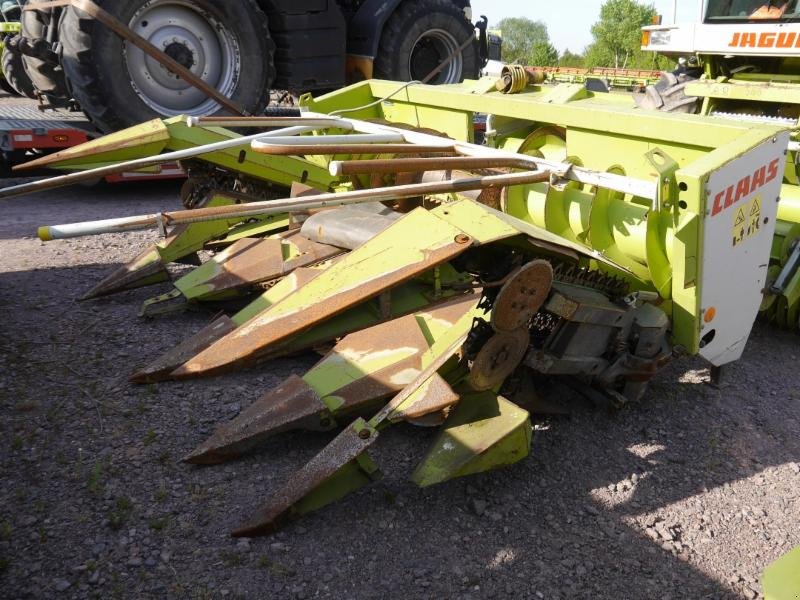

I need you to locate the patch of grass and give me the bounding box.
[10,436,22,451]
[257,555,295,577]
[221,551,243,567]
[256,555,270,568]
[154,486,169,503]
[136,400,148,415]
[189,485,207,503]
[156,451,170,466]
[108,570,123,600]
[193,587,214,600]
[88,461,106,496]
[0,521,11,540]
[0,557,8,574]
[15,400,38,412]
[108,496,134,531]
[143,429,157,446]
[148,517,169,532]
[45,405,61,422]
[110,580,125,600]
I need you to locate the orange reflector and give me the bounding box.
[704,307,716,323]
[641,31,651,46]
[652,14,662,25]
[52,134,69,143]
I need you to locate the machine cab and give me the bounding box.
[642,0,800,57]
[704,0,800,21]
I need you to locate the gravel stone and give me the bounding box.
[471,498,488,516]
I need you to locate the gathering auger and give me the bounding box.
[12,74,793,534]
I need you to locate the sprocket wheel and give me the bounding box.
[491,259,554,333]
[467,328,531,391]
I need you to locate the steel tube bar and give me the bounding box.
[253,144,457,156]
[252,133,405,147]
[186,117,348,129]
[38,169,552,240]
[307,114,658,201]
[329,156,537,176]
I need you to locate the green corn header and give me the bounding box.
[10,72,798,534]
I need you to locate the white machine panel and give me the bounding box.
[643,23,800,56]
[699,131,788,365]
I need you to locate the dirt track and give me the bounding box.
[0,179,799,599]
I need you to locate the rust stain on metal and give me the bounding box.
[194,234,342,296]
[82,252,169,300]
[140,265,330,382]
[335,156,536,176]
[170,238,471,379]
[319,296,479,413]
[372,334,473,426]
[404,411,449,427]
[476,184,503,210]
[231,421,378,537]
[184,293,482,464]
[319,319,430,401]
[130,315,237,383]
[184,375,330,465]
[287,232,345,265]
[200,237,284,292]
[390,372,459,423]
[82,222,199,299]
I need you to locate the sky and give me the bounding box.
[470,0,702,53]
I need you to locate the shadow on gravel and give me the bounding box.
[215,324,798,599]
[0,179,183,240]
[1,257,797,598]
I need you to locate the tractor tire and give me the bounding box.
[59,0,275,134]
[633,72,700,114]
[374,0,479,85]
[20,5,70,102]
[2,37,37,99]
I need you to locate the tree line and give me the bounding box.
[497,0,671,70]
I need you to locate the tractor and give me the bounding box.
[11,0,483,132]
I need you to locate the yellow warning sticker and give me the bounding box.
[732,195,762,247]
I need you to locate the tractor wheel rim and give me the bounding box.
[125,0,240,115]
[408,28,462,84]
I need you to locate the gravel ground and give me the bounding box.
[0,178,799,600]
